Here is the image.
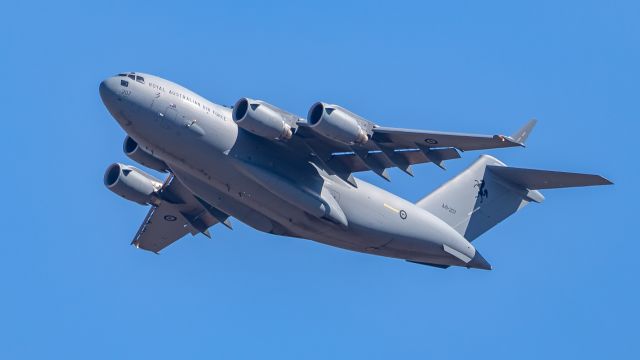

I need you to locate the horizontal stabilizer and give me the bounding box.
[487,166,613,189]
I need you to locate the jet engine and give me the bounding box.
[307,102,373,145]
[123,136,168,173]
[232,98,298,141]
[104,163,163,205]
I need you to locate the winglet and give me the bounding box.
[509,119,537,146]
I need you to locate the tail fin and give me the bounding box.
[416,155,612,241]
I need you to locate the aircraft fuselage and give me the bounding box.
[99,72,487,269]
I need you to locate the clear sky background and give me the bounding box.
[2,1,638,358]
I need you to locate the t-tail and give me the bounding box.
[416,155,612,260]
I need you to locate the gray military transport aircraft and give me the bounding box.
[99,72,611,270]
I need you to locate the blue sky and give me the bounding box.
[2,1,638,358]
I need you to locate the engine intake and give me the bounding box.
[123,136,168,173]
[307,102,372,145]
[104,163,162,205]
[232,98,298,141]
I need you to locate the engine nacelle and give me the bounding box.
[232,98,298,141]
[104,163,162,205]
[123,136,168,173]
[307,102,373,145]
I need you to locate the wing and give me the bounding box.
[371,119,536,151]
[295,119,536,184]
[132,174,232,253]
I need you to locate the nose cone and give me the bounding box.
[99,77,120,108]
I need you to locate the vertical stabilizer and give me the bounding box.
[416,155,611,241]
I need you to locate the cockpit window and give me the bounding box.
[127,74,136,80]
[117,73,127,77]
[136,76,145,84]
[120,79,129,87]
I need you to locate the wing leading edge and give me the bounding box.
[371,119,536,151]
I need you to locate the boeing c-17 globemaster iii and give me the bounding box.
[99,72,611,270]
